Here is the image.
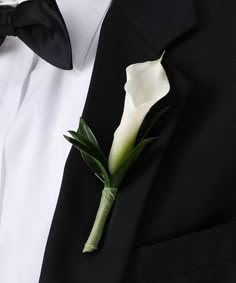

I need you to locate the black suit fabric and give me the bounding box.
[39,0,236,282]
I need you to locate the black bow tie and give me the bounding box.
[0,0,72,70]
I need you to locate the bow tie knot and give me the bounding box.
[0,6,16,36]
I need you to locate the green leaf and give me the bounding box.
[111,138,157,187]
[68,131,90,147]
[79,118,101,150]
[80,152,111,187]
[80,151,104,179]
[64,135,91,154]
[67,131,107,169]
[64,135,110,186]
[140,106,170,140]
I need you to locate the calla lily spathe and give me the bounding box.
[108,56,170,174]
[0,0,28,6]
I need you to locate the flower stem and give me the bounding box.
[83,187,118,253]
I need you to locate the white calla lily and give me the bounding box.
[0,0,28,6]
[108,56,170,174]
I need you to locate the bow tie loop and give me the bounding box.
[0,6,16,36]
[0,0,72,70]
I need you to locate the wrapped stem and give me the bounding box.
[83,187,118,253]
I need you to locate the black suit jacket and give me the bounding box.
[39,0,236,282]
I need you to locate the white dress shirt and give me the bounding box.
[0,0,111,282]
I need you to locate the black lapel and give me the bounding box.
[39,1,197,282]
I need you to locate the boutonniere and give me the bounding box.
[65,53,170,253]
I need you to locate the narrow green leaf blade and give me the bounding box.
[64,135,90,153]
[64,135,99,165]
[79,118,101,149]
[64,135,110,186]
[80,152,111,186]
[67,131,108,169]
[111,138,157,187]
[80,151,104,178]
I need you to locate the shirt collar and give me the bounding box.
[57,0,112,71]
